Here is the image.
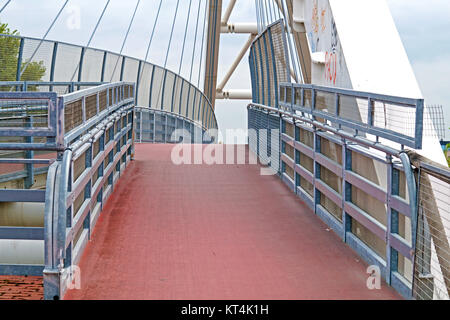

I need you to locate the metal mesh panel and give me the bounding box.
[85,94,97,120]
[80,48,104,82]
[122,58,139,83]
[65,99,83,133]
[413,162,450,300]
[250,20,291,107]
[20,38,53,83]
[0,34,217,131]
[99,90,107,112]
[137,63,152,107]
[187,85,195,118]
[180,80,189,118]
[150,66,164,109]
[424,105,446,141]
[103,53,122,82]
[53,44,82,82]
[163,71,175,112]
[173,76,183,116]
[0,35,21,83]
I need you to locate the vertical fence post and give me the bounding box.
[342,141,352,242]
[135,60,142,104]
[16,38,24,90]
[25,116,34,189]
[313,130,321,214]
[49,42,58,92]
[101,52,107,83]
[77,47,85,91]
[386,155,395,285]
[367,97,374,127]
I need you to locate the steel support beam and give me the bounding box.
[204,0,223,109]
[217,34,255,92]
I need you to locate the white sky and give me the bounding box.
[0,0,449,140]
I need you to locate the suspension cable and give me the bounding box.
[69,0,111,82]
[86,0,110,48]
[189,0,202,82]
[270,0,277,23]
[110,0,141,81]
[0,0,11,14]
[279,0,301,82]
[178,0,193,75]
[263,0,269,27]
[164,0,180,69]
[20,0,69,79]
[143,0,162,62]
[197,0,208,88]
[265,0,273,24]
[255,0,260,33]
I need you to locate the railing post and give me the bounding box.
[342,140,352,242]
[313,129,321,214]
[101,52,107,83]
[367,97,374,127]
[77,47,85,91]
[135,60,142,103]
[386,155,395,285]
[25,116,34,189]
[49,42,58,92]
[16,38,24,89]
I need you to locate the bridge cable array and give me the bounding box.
[110,0,141,82]
[19,0,69,79]
[69,0,111,83]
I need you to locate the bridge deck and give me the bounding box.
[65,144,400,300]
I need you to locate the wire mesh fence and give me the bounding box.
[425,105,446,141]
[249,19,291,109]
[411,155,450,300]
[0,34,217,131]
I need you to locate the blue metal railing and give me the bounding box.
[0,82,135,299]
[0,33,218,131]
[248,82,423,298]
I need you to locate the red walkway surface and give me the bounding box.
[65,144,400,300]
[0,276,43,300]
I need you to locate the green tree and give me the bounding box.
[0,22,46,91]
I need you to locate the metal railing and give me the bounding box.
[279,83,424,149]
[247,78,429,298]
[410,155,450,300]
[135,108,214,144]
[0,33,218,131]
[0,82,135,299]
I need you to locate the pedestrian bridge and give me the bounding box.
[0,1,449,301]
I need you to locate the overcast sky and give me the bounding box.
[1,0,449,139]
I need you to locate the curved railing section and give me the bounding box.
[0,34,218,131]
[0,82,135,299]
[135,108,213,144]
[248,81,423,298]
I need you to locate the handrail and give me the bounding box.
[248,99,420,299]
[0,33,218,131]
[278,82,424,149]
[40,82,136,299]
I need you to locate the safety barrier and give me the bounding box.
[135,108,214,144]
[411,155,450,300]
[247,81,427,298]
[0,34,217,131]
[0,82,135,299]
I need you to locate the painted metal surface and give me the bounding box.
[248,101,418,299]
[0,34,217,131]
